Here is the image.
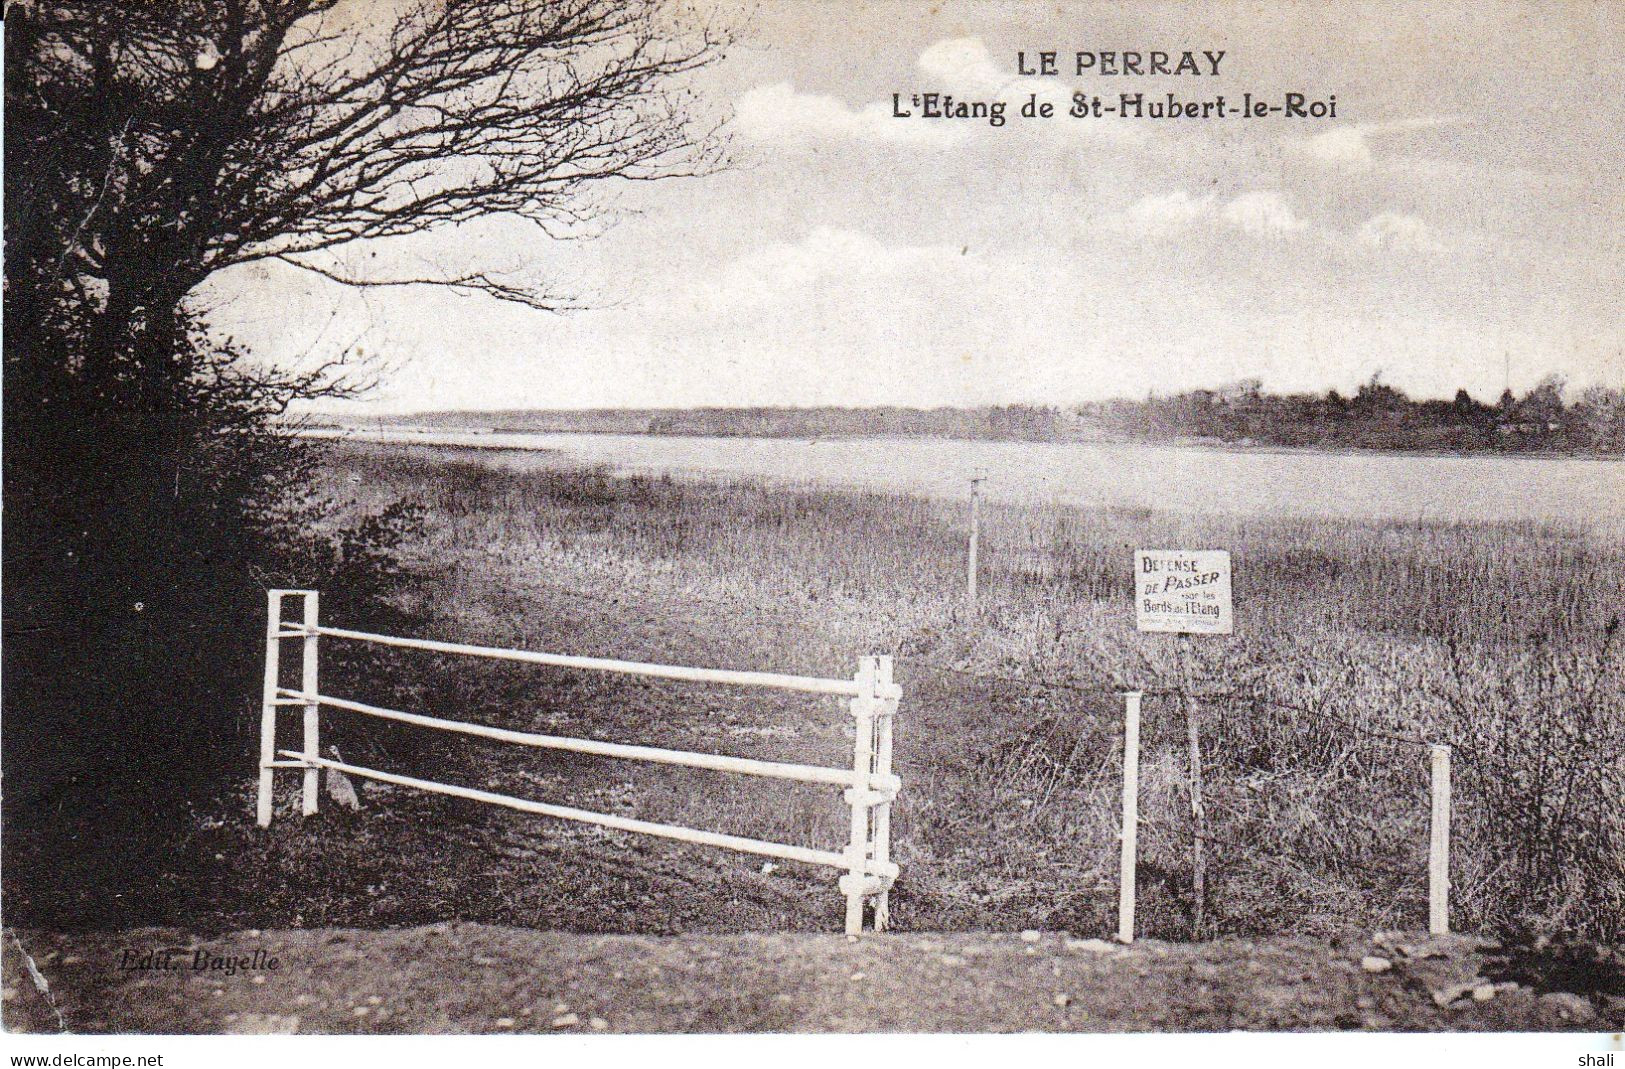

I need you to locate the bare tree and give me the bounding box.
[6,0,729,399]
[0,0,730,810]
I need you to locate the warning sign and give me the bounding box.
[1134,549,1233,635]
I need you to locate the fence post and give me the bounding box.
[1118,691,1142,943]
[871,656,897,932]
[1429,744,1451,935]
[1178,640,1207,939]
[967,469,985,604]
[842,656,879,936]
[257,590,285,827]
[301,592,321,817]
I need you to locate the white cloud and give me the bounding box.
[1357,212,1447,255]
[1109,191,1453,258]
[1110,190,1306,239]
[1296,115,1463,169]
[1299,127,1373,168]
[1117,190,1217,229]
[1222,191,1309,237]
[701,227,962,308]
[917,37,1007,89]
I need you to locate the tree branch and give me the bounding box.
[273,252,581,312]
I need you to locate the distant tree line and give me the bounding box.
[1079,375,1625,454]
[646,405,1066,440]
[373,375,1625,454]
[362,404,1068,440]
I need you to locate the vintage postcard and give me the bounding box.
[3,0,1621,1060]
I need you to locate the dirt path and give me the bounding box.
[5,926,1618,1034]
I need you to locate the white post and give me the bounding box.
[871,656,896,932]
[1117,691,1142,943]
[1429,744,1451,935]
[301,592,321,817]
[257,590,285,827]
[1179,639,1207,939]
[842,656,879,936]
[967,469,985,603]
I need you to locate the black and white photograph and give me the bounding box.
[3,0,1622,1056]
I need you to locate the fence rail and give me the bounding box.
[255,589,902,934]
[301,624,869,696]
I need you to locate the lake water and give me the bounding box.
[306,428,1625,531]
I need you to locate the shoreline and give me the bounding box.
[288,424,1625,465]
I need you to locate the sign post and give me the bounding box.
[966,468,986,604]
[1134,549,1233,938]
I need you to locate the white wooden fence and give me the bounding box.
[255,589,903,935]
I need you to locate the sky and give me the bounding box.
[203,0,1625,414]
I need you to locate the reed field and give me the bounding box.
[242,439,1623,944]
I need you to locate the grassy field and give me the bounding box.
[76,438,1612,945]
